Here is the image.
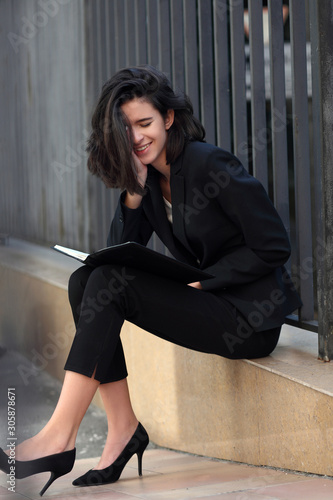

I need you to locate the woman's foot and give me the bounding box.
[93,419,139,470]
[4,429,74,461]
[72,422,149,487]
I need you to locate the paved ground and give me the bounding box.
[1,446,333,499]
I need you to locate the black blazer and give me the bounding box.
[108,141,302,331]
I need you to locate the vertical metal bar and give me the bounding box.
[115,0,126,70]
[77,0,90,250]
[289,0,314,321]
[84,0,99,100]
[213,0,231,151]
[91,0,107,248]
[308,2,321,234]
[170,0,185,90]
[268,0,290,238]
[125,0,136,66]
[159,0,171,75]
[93,0,102,85]
[197,0,216,145]
[98,1,108,245]
[248,0,268,191]
[308,0,323,353]
[135,0,148,64]
[229,0,248,169]
[98,0,108,84]
[84,0,97,249]
[147,0,159,66]
[25,2,36,241]
[104,0,116,78]
[0,2,9,234]
[309,0,333,361]
[183,0,199,118]
[104,0,117,241]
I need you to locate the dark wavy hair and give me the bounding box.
[86,65,205,194]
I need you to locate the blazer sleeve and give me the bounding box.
[200,149,291,291]
[107,191,153,247]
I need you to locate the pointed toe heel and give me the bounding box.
[73,422,149,487]
[0,447,76,496]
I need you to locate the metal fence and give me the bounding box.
[0,0,332,358]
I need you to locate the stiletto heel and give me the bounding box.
[72,422,149,487]
[0,447,76,496]
[39,471,57,497]
[137,449,144,476]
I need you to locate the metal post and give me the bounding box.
[289,0,314,321]
[248,0,268,191]
[310,0,333,361]
[229,0,248,170]
[268,1,290,242]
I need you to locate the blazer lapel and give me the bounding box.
[170,153,199,262]
[144,165,198,266]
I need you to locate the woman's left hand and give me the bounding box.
[188,281,203,290]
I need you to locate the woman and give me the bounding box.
[0,65,301,495]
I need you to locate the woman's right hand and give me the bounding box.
[124,152,148,209]
[132,151,148,189]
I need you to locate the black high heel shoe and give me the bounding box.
[0,447,76,496]
[72,422,149,487]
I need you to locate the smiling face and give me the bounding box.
[121,98,174,170]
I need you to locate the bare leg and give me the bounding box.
[93,378,138,470]
[10,370,100,461]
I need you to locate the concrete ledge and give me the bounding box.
[123,324,333,477]
[0,239,332,476]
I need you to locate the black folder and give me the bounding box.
[52,241,214,283]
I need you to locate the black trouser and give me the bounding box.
[64,264,281,383]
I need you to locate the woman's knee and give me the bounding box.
[68,266,93,304]
[87,264,137,293]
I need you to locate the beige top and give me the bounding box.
[163,196,173,224]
